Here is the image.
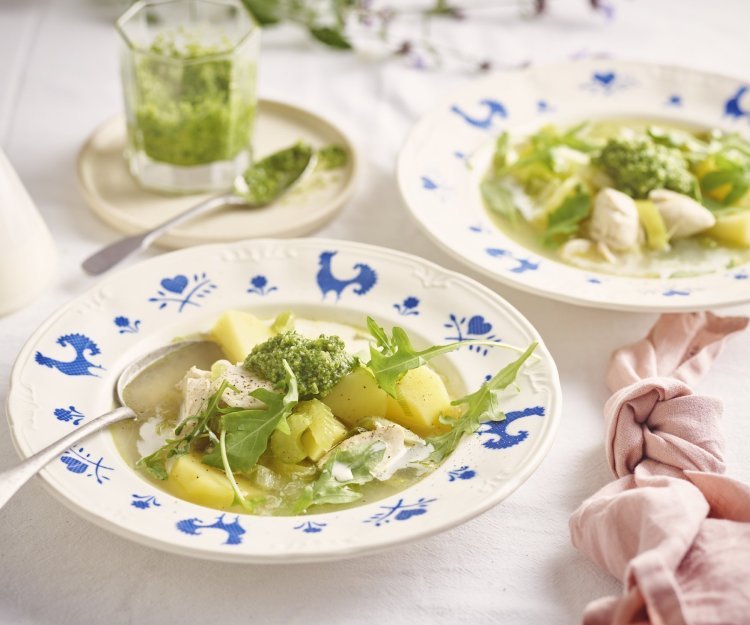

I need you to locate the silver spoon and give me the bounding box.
[82,143,316,276]
[0,339,213,510]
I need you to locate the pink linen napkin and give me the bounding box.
[569,312,750,625]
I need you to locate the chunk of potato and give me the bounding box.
[385,395,406,421]
[706,211,750,247]
[168,452,263,509]
[211,310,273,363]
[390,366,453,437]
[321,366,388,427]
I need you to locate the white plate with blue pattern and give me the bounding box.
[6,239,561,563]
[398,60,750,312]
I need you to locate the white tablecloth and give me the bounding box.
[1,1,749,623]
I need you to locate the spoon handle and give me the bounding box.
[82,193,245,275]
[0,406,135,510]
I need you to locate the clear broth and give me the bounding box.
[111,327,431,517]
[485,118,750,278]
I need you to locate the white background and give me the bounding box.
[1,1,749,623]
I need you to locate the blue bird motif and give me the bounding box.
[724,86,749,120]
[451,99,507,129]
[35,334,104,377]
[477,405,545,450]
[317,251,377,301]
[176,514,246,545]
[486,247,540,274]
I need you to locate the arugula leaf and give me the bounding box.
[308,26,352,49]
[542,188,591,248]
[427,342,537,462]
[481,178,517,222]
[240,0,282,25]
[701,169,740,190]
[294,442,386,513]
[136,380,231,480]
[723,181,749,206]
[203,363,299,473]
[366,318,505,397]
[701,168,750,206]
[136,446,172,481]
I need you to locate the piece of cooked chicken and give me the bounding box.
[648,189,716,239]
[207,360,275,409]
[589,187,641,251]
[136,362,274,458]
[320,421,431,481]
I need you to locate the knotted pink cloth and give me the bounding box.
[570,312,750,625]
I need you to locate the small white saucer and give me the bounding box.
[77,99,358,248]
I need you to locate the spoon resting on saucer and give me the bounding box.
[82,143,316,276]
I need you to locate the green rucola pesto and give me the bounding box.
[239,143,314,205]
[318,145,348,170]
[244,331,356,399]
[128,33,257,167]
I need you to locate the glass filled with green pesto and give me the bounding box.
[117,0,259,193]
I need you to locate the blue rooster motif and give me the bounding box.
[35,334,104,377]
[724,86,749,120]
[176,514,246,545]
[317,251,377,301]
[451,99,507,129]
[477,405,545,450]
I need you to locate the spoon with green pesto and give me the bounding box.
[82,142,318,276]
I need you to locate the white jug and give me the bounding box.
[0,149,57,316]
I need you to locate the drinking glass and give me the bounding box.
[117,0,259,193]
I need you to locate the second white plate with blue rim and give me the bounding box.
[6,238,561,563]
[397,60,750,312]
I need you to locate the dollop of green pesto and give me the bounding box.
[244,331,355,398]
[129,33,256,167]
[318,145,348,170]
[238,142,313,204]
[594,136,695,198]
